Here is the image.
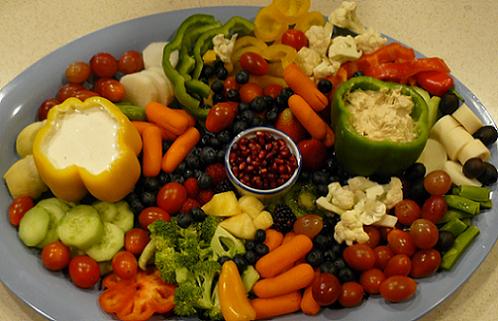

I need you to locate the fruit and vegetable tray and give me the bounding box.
[1,1,498,321]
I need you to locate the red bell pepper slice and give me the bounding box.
[364,57,451,83]
[416,71,454,96]
[356,42,416,71]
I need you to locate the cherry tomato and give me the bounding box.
[423,170,452,195]
[387,229,416,256]
[125,228,150,255]
[41,241,70,271]
[263,84,283,98]
[410,218,439,249]
[360,268,385,294]
[65,61,91,84]
[293,214,323,239]
[157,182,187,214]
[374,245,394,270]
[379,276,417,303]
[205,102,238,133]
[281,29,309,51]
[311,272,342,306]
[8,196,34,226]
[56,83,83,101]
[338,281,364,307]
[394,199,421,226]
[100,79,126,102]
[421,195,447,224]
[94,77,113,95]
[363,226,381,248]
[139,207,171,229]
[69,255,100,288]
[112,251,138,280]
[416,71,454,97]
[74,89,98,101]
[90,52,118,78]
[239,82,263,103]
[118,50,144,74]
[384,254,412,277]
[343,244,376,271]
[223,76,239,93]
[239,52,269,76]
[37,98,60,120]
[410,249,441,278]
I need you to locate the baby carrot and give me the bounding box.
[175,109,196,127]
[161,127,200,173]
[301,285,320,315]
[255,234,313,278]
[283,63,328,111]
[253,263,315,298]
[264,229,283,252]
[323,126,336,147]
[145,101,190,136]
[142,125,163,177]
[131,121,153,135]
[288,94,328,140]
[282,231,297,245]
[159,127,177,141]
[251,291,302,320]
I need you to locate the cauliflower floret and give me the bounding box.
[313,58,341,79]
[305,24,333,57]
[334,209,369,245]
[331,186,355,210]
[326,182,343,200]
[365,184,385,200]
[354,27,387,54]
[382,177,403,209]
[296,47,322,76]
[212,33,238,64]
[355,199,386,225]
[347,176,376,191]
[328,1,365,34]
[328,35,362,63]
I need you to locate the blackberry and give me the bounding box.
[271,204,296,233]
[214,179,235,194]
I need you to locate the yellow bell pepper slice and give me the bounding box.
[262,44,297,65]
[219,260,256,321]
[270,0,311,23]
[295,11,326,31]
[32,97,142,203]
[254,6,289,43]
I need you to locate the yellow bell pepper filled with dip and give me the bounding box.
[32,97,142,203]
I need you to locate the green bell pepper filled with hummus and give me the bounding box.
[331,76,429,176]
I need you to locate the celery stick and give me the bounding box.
[480,199,493,209]
[444,195,480,216]
[441,225,480,270]
[440,218,468,237]
[453,185,491,202]
[439,209,473,224]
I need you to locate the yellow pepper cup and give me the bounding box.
[32,97,142,203]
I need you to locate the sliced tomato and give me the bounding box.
[99,283,136,314]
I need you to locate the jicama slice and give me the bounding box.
[443,160,481,187]
[148,66,175,104]
[141,69,169,105]
[439,126,473,160]
[416,138,447,174]
[452,103,483,134]
[430,115,460,142]
[142,42,179,69]
[457,139,490,164]
[120,71,159,108]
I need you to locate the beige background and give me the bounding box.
[1,0,498,320]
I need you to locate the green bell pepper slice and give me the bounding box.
[331,76,430,176]
[162,14,218,119]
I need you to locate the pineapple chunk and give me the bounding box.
[238,195,265,219]
[252,211,273,230]
[201,191,241,217]
[220,213,257,240]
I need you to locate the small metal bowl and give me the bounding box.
[225,127,302,200]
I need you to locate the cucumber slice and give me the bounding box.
[86,222,124,262]
[57,205,104,250]
[35,198,71,248]
[18,207,50,247]
[93,201,118,222]
[111,202,134,232]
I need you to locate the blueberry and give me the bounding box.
[233,254,247,272]
[250,96,267,112]
[177,212,193,228]
[306,249,324,268]
[198,173,212,189]
[333,258,346,270]
[314,234,333,249]
[199,76,209,84]
[255,243,269,257]
[216,66,228,80]
[232,120,249,134]
[319,261,338,275]
[317,79,333,93]
[244,251,257,265]
[170,174,185,184]
[185,153,200,169]
[201,133,214,146]
[275,94,288,109]
[214,60,224,70]
[176,162,187,174]
[208,136,221,148]
[265,107,279,122]
[263,95,274,108]
[201,64,214,78]
[226,89,240,102]
[217,255,231,266]
[127,192,144,214]
[200,147,217,164]
[238,102,250,112]
[183,169,194,178]
[235,70,249,84]
[322,249,338,262]
[218,130,232,144]
[338,268,355,283]
[212,93,225,104]
[280,87,294,99]
[216,149,226,162]
[251,116,264,127]
[211,79,224,94]
[141,191,156,207]
[312,170,329,185]
[191,208,206,222]
[245,240,256,251]
[159,172,170,185]
[143,177,160,192]
[254,229,266,243]
[317,184,329,196]
[240,109,255,121]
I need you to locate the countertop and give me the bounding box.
[1,0,497,320]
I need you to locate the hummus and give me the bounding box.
[345,88,417,142]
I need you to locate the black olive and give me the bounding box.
[255,243,270,256]
[177,212,193,228]
[201,64,214,78]
[473,125,498,146]
[332,25,358,38]
[254,229,266,243]
[439,92,459,115]
[211,79,224,93]
[478,162,498,185]
[319,261,338,275]
[408,178,429,204]
[216,66,228,80]
[244,251,257,265]
[462,157,485,178]
[198,173,212,189]
[226,89,240,102]
[191,208,206,222]
[306,249,324,268]
[245,240,256,251]
[235,70,249,84]
[404,163,426,181]
[217,255,231,266]
[317,79,333,93]
[233,254,247,272]
[338,267,355,283]
[436,230,455,252]
[127,192,144,214]
[250,96,267,112]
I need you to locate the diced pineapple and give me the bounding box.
[238,195,265,219]
[220,213,257,240]
[252,211,273,230]
[201,191,242,217]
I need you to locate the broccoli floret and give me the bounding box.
[205,283,223,321]
[174,280,201,316]
[211,225,246,259]
[154,247,177,283]
[193,260,221,310]
[200,215,223,243]
[148,219,179,249]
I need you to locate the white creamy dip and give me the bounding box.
[44,107,119,174]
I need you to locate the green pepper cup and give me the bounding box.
[331,76,429,176]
